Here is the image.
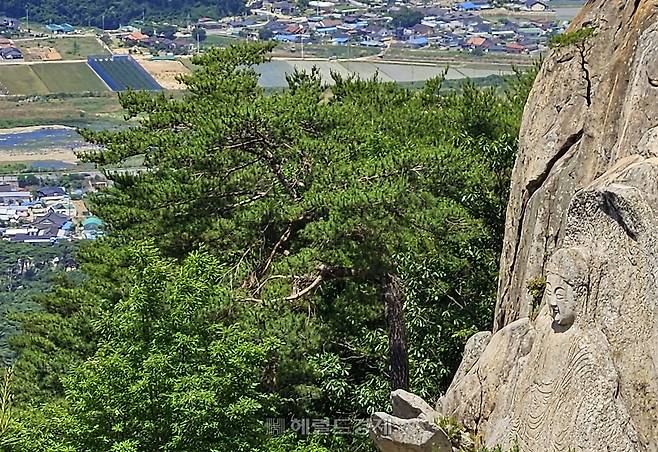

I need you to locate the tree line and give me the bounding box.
[1,0,245,29]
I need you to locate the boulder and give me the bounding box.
[391,389,439,422]
[369,413,451,452]
[370,389,451,452]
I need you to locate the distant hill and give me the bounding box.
[1,0,245,29]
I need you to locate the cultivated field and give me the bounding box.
[138,59,191,90]
[16,37,109,61]
[0,66,49,95]
[0,95,122,129]
[255,59,514,88]
[0,148,78,164]
[165,56,516,89]
[88,56,162,91]
[32,63,108,93]
[0,62,108,95]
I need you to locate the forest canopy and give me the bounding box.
[2,43,538,451]
[1,0,245,29]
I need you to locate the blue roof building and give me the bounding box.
[274,34,299,42]
[457,2,480,11]
[408,36,429,47]
[46,23,75,33]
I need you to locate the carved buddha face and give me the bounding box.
[545,273,577,327]
[544,248,589,329]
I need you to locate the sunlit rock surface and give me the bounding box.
[373,1,658,450]
[442,0,658,450]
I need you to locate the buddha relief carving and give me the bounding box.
[543,248,590,329]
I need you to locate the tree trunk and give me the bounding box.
[384,273,409,391]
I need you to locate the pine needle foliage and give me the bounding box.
[8,42,538,450]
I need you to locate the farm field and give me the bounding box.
[0,62,108,95]
[171,56,515,89]
[271,44,380,59]
[0,65,49,95]
[138,59,191,90]
[32,62,108,93]
[0,95,122,129]
[16,37,109,61]
[255,60,514,88]
[88,55,162,91]
[383,47,535,65]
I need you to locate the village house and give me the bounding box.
[50,202,77,218]
[46,23,76,34]
[196,18,223,30]
[124,30,150,45]
[0,186,32,205]
[506,41,527,53]
[81,217,105,240]
[465,35,493,50]
[37,186,68,206]
[525,0,549,12]
[0,46,22,59]
[0,17,20,30]
[4,211,72,244]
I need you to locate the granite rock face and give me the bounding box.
[373,1,658,451]
[495,0,658,330]
[441,157,658,451]
[439,0,658,450]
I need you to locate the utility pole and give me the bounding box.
[102,14,105,30]
[25,6,29,33]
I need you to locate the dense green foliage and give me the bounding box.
[15,247,281,450]
[1,0,244,29]
[0,242,78,365]
[390,8,424,29]
[5,42,537,450]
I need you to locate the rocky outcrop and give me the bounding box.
[438,0,658,450]
[495,0,658,330]
[370,390,451,452]
[372,1,658,451]
[442,156,658,451]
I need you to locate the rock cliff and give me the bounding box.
[371,1,658,450]
[496,0,658,330]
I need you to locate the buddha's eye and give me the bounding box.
[554,287,566,301]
